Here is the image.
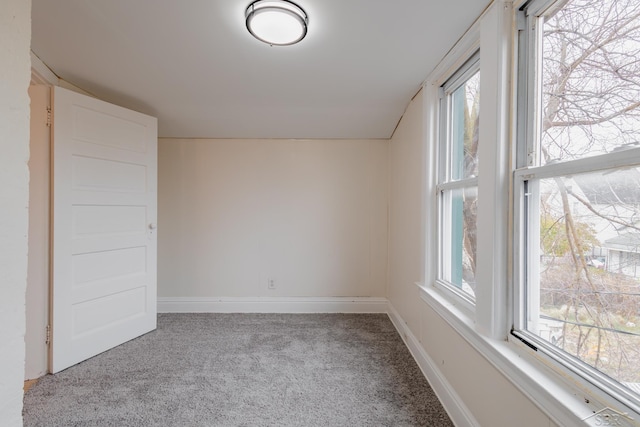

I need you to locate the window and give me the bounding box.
[515,0,640,410]
[437,54,480,303]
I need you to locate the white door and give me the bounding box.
[51,86,158,373]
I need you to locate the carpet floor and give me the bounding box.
[23,313,453,426]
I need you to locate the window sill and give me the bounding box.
[433,279,476,315]
[416,282,639,427]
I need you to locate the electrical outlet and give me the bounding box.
[267,278,276,290]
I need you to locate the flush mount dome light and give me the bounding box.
[245,0,308,46]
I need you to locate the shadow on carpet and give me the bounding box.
[23,313,453,426]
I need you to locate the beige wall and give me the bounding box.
[158,138,388,298]
[387,88,554,426]
[0,0,31,425]
[388,90,425,332]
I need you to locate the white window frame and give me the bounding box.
[435,52,480,309]
[512,0,640,414]
[422,2,510,341]
[418,0,640,424]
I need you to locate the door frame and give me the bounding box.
[25,54,57,380]
[25,82,51,380]
[25,54,98,379]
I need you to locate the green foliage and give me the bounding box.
[540,211,599,256]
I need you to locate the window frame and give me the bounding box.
[419,0,640,424]
[435,52,481,308]
[512,0,640,413]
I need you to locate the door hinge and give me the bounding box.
[46,106,52,127]
[45,324,51,346]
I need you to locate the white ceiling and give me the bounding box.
[31,0,489,139]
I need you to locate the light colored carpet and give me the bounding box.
[23,313,453,426]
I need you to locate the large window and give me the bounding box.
[437,54,480,302]
[515,0,640,410]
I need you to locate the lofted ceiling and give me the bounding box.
[31,0,490,139]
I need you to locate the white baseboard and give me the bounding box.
[157,296,389,314]
[387,304,479,427]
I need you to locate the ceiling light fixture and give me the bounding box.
[245,0,308,46]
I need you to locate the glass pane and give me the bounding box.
[442,186,477,298]
[540,0,640,165]
[527,166,640,392]
[450,71,480,180]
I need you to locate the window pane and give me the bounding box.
[527,166,640,392]
[442,186,477,298]
[450,71,480,180]
[539,0,640,165]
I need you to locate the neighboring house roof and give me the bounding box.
[573,167,640,205]
[603,233,640,252]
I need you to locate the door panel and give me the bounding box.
[51,86,157,373]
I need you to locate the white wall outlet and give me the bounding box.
[267,277,276,290]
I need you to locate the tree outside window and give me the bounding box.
[438,62,480,301]
[520,0,640,399]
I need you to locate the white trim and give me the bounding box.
[436,176,479,192]
[441,51,481,95]
[417,283,640,427]
[425,17,481,88]
[157,296,389,314]
[514,148,640,182]
[474,0,512,340]
[30,51,96,98]
[423,78,439,290]
[387,303,480,427]
[433,279,476,313]
[426,6,484,318]
[30,51,59,86]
